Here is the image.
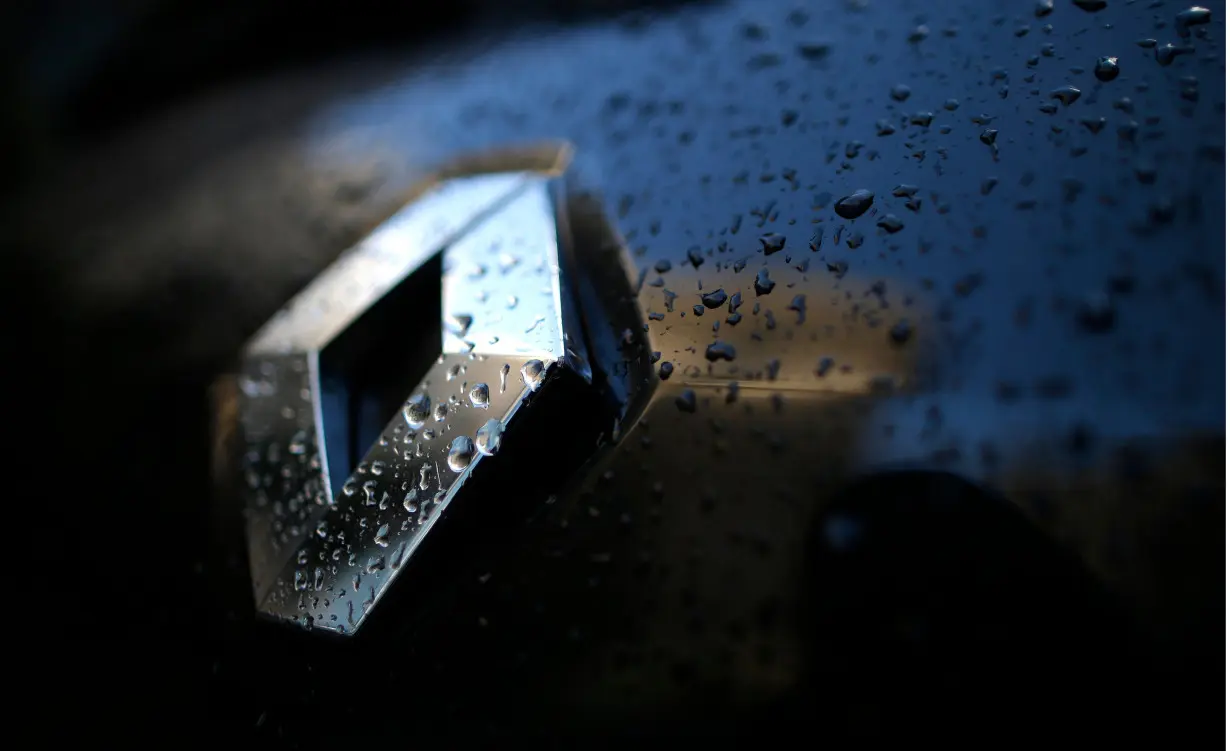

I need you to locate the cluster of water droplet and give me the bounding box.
[253,351,565,630]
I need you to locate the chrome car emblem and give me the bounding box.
[216,144,615,635]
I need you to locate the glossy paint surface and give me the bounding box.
[22,0,1224,744]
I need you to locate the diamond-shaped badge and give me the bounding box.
[217,145,604,635]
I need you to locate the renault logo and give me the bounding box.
[213,143,621,635]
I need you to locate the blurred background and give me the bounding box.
[2,0,695,184]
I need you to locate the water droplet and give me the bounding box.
[659,361,675,380]
[787,295,807,324]
[1072,0,1107,12]
[446,313,473,337]
[374,523,390,547]
[701,288,728,308]
[1049,85,1081,106]
[448,436,476,472]
[1081,116,1106,134]
[876,214,905,234]
[675,389,698,413]
[403,489,418,512]
[469,383,490,408]
[433,402,448,421]
[1175,6,1212,38]
[1094,56,1120,82]
[1155,43,1194,66]
[797,41,831,61]
[834,189,874,219]
[1077,292,1116,333]
[705,341,737,362]
[758,233,786,255]
[754,268,776,295]
[500,363,510,393]
[476,419,504,456]
[521,360,547,391]
[403,393,430,428]
[889,319,914,345]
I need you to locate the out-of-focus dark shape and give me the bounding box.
[0,0,702,186]
[805,470,1160,740]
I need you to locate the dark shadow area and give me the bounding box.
[1,0,705,188]
[318,253,444,494]
[799,470,1188,743]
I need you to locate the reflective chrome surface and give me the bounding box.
[231,147,600,634]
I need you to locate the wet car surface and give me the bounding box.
[18,0,1224,744]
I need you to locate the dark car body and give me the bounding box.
[17,0,1224,744]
